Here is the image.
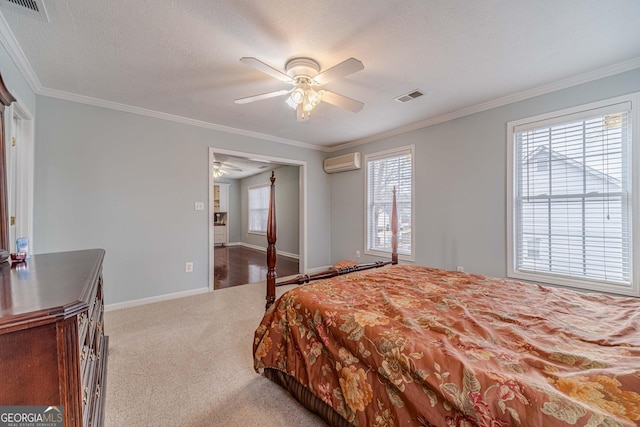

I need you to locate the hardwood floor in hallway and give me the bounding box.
[214,245,300,289]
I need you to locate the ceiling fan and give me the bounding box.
[235,56,365,121]
[212,161,242,178]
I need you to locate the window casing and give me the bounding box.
[365,145,414,260]
[507,94,639,296]
[248,184,270,234]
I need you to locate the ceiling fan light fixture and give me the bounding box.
[212,161,227,178]
[290,87,305,104]
[285,96,298,109]
[296,103,310,122]
[307,88,322,107]
[286,82,322,116]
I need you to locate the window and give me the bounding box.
[365,145,414,260]
[248,184,270,234]
[508,95,639,296]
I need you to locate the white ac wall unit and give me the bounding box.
[323,152,361,173]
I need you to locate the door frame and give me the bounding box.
[208,147,307,291]
[4,100,34,253]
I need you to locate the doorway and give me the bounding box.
[208,147,306,291]
[5,101,34,254]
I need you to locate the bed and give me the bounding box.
[253,172,640,427]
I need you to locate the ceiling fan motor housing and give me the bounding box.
[285,57,320,80]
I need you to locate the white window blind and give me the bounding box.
[248,184,270,233]
[366,147,413,258]
[513,103,631,286]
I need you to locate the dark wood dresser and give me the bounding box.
[0,249,108,427]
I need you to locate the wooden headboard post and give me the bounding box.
[264,173,399,309]
[391,186,398,265]
[266,171,277,309]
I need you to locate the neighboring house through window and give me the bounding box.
[365,145,414,260]
[507,94,639,296]
[248,183,270,234]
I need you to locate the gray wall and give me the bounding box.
[228,179,241,243]
[34,97,330,305]
[329,68,640,279]
[240,165,299,255]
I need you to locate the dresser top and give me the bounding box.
[0,249,105,330]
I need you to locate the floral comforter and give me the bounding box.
[253,265,640,426]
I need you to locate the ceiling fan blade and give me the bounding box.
[321,91,364,113]
[313,58,364,85]
[240,57,292,83]
[234,89,292,104]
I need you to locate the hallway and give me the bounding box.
[214,246,299,289]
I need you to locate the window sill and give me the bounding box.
[507,269,639,297]
[365,249,414,263]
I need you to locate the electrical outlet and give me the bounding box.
[456,266,464,272]
[354,250,361,259]
[185,262,194,272]
[194,202,204,211]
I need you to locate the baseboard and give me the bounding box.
[105,287,210,312]
[234,242,300,260]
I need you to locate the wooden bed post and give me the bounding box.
[266,171,277,309]
[264,177,399,307]
[391,186,398,265]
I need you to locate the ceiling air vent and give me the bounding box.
[395,90,424,103]
[1,0,49,22]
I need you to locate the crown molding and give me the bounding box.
[328,56,640,152]
[37,86,325,151]
[0,11,41,92]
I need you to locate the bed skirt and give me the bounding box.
[263,368,352,427]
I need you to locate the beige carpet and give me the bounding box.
[104,282,326,426]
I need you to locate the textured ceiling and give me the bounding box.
[212,153,281,179]
[1,0,640,148]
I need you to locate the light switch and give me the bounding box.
[194,202,205,211]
